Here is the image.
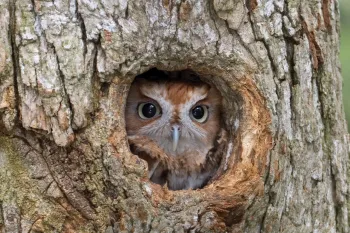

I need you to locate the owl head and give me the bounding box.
[125,70,222,158]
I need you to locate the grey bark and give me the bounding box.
[0,0,349,232]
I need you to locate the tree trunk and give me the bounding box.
[0,0,349,232]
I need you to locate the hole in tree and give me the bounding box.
[125,68,239,191]
[122,67,272,226]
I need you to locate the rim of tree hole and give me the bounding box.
[122,66,272,225]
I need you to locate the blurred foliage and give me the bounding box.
[340,0,350,130]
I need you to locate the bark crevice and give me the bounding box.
[8,0,20,128]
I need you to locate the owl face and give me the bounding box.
[126,78,222,158]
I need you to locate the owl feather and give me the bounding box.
[126,70,224,190]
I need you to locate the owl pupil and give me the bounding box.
[192,106,204,119]
[142,103,156,118]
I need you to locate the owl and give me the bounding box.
[126,69,223,190]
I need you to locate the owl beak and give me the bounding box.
[171,125,181,151]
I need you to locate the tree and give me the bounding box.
[0,0,348,232]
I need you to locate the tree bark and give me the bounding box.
[0,0,349,232]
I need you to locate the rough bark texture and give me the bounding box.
[0,0,349,232]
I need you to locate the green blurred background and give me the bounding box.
[341,0,350,130]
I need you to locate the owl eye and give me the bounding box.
[138,103,161,119]
[190,105,209,123]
